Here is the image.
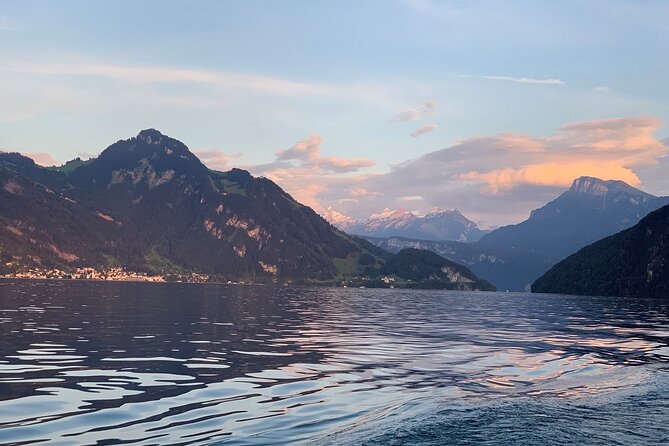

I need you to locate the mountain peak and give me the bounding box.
[424,207,464,218]
[322,207,357,230]
[70,129,209,188]
[103,128,199,162]
[369,208,415,220]
[569,176,610,195]
[569,176,654,199]
[136,128,166,144]
[424,207,444,217]
[342,207,486,242]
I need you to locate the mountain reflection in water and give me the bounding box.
[0,280,667,445]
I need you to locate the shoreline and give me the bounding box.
[0,275,499,292]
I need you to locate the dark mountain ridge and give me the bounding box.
[1,130,361,280]
[0,129,491,290]
[365,177,669,291]
[381,248,496,291]
[363,235,551,292]
[532,203,669,298]
[478,176,669,261]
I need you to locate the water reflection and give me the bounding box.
[0,280,667,445]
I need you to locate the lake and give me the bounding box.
[0,280,668,445]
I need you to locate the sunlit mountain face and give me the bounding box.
[0,129,371,281]
[323,207,488,242]
[363,177,669,291]
[0,129,495,290]
[1,3,669,446]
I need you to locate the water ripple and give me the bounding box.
[0,280,667,445]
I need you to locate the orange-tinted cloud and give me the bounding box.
[460,163,640,194]
[274,134,375,173]
[234,116,667,225]
[195,150,241,171]
[457,116,665,194]
[247,134,375,212]
[317,116,668,224]
[25,152,59,167]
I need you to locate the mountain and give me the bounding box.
[0,157,120,269]
[478,177,669,261]
[322,207,357,232]
[364,177,669,291]
[0,129,491,290]
[324,207,488,242]
[363,236,551,292]
[532,204,669,298]
[380,248,495,291]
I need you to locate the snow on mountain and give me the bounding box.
[321,207,357,232]
[322,207,488,242]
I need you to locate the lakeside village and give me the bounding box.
[0,266,400,287]
[1,266,216,284]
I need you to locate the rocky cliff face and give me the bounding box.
[0,129,492,290]
[364,177,669,291]
[479,176,669,261]
[0,130,368,281]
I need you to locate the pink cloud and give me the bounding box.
[394,100,437,122]
[195,150,240,171]
[315,115,668,224]
[247,134,376,213]
[274,134,374,173]
[25,152,59,167]
[410,124,438,138]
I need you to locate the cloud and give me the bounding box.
[195,150,241,171]
[311,116,667,224]
[593,86,612,93]
[399,195,424,201]
[410,124,438,137]
[459,163,639,194]
[24,152,60,167]
[76,151,97,160]
[236,116,665,224]
[274,134,375,173]
[7,61,395,102]
[246,134,375,212]
[10,62,333,97]
[483,75,565,85]
[394,100,437,122]
[458,74,565,85]
[411,115,665,197]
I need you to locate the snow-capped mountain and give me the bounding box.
[321,207,357,232]
[364,208,418,232]
[322,207,488,242]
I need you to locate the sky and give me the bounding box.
[1,0,668,226]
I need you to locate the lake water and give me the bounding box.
[0,280,668,445]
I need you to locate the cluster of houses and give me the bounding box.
[1,267,211,283]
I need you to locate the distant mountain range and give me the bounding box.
[323,207,488,242]
[477,176,669,261]
[533,203,669,298]
[0,129,491,290]
[365,177,669,291]
[363,236,551,292]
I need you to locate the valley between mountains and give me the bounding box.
[0,129,492,291]
[3,129,669,297]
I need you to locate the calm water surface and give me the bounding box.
[0,280,668,445]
